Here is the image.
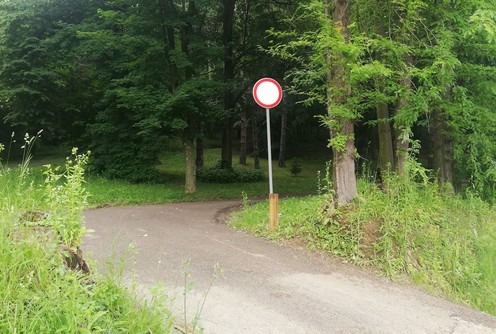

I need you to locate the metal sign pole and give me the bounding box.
[266,108,274,194]
[265,107,278,231]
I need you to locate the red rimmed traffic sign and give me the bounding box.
[253,78,283,109]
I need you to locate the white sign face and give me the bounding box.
[253,78,282,109]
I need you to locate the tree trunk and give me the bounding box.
[221,0,235,169]
[196,122,204,168]
[332,119,357,205]
[161,0,179,94]
[184,136,196,194]
[239,103,248,165]
[395,110,409,175]
[432,109,454,184]
[252,116,260,169]
[374,21,395,174]
[395,55,413,175]
[376,103,395,172]
[278,107,288,167]
[326,0,357,205]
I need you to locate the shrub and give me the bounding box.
[290,158,302,177]
[197,164,264,183]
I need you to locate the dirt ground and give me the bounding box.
[84,201,496,334]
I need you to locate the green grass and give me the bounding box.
[86,146,329,207]
[231,176,496,316]
[232,195,323,239]
[5,140,331,207]
[4,146,328,207]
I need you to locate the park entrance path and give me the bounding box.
[84,201,496,334]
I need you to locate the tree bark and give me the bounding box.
[331,119,357,205]
[252,116,260,169]
[377,103,395,172]
[196,122,204,168]
[161,0,179,94]
[183,136,196,193]
[278,107,288,167]
[239,103,248,165]
[431,109,454,184]
[221,0,236,169]
[327,0,357,205]
[374,20,395,174]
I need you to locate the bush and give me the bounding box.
[197,164,264,183]
[89,144,163,183]
[290,158,302,176]
[87,103,166,184]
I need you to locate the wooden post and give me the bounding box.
[269,193,279,231]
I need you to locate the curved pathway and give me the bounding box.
[84,201,496,334]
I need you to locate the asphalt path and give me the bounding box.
[84,201,496,334]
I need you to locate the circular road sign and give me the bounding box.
[253,78,283,109]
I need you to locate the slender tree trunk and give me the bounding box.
[221,0,235,169]
[278,107,288,167]
[326,0,357,205]
[374,22,395,173]
[196,122,204,168]
[444,136,454,184]
[252,116,260,169]
[183,136,196,193]
[395,111,409,175]
[377,103,395,172]
[161,0,178,94]
[395,55,413,175]
[239,103,248,165]
[432,109,454,184]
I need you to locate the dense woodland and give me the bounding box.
[0,0,495,202]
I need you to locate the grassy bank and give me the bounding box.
[231,176,496,316]
[0,150,174,332]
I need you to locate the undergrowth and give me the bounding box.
[231,166,496,316]
[0,136,174,332]
[197,162,264,183]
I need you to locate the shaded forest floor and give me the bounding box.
[11,140,332,207]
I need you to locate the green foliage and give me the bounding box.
[0,0,495,200]
[0,0,99,144]
[75,0,224,186]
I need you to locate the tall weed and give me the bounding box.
[0,139,174,332]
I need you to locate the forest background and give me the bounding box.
[0,0,495,202]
